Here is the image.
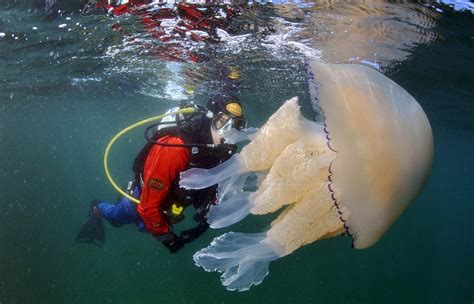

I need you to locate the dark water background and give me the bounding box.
[0,1,473,303]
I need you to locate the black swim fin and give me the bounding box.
[75,201,105,247]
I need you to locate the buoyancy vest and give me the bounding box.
[132,116,236,223]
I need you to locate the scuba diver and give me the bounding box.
[76,95,247,253]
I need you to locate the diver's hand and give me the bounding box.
[179,222,209,243]
[161,233,185,253]
[215,143,237,161]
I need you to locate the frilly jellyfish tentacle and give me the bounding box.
[327,160,353,242]
[208,192,253,228]
[217,172,255,202]
[304,57,324,122]
[193,232,281,292]
[208,172,259,228]
[179,154,244,190]
[238,97,303,172]
[250,127,335,215]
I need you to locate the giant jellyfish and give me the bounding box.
[180,62,434,291]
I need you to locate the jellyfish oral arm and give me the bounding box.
[207,192,253,228]
[194,123,345,291]
[248,116,334,214]
[193,232,283,292]
[180,97,304,191]
[179,154,246,190]
[238,97,303,172]
[194,185,345,292]
[266,184,345,256]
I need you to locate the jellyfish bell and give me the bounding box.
[310,62,434,248]
[192,62,434,291]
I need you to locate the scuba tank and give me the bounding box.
[156,101,204,131]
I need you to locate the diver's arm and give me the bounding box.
[137,136,189,236]
[179,221,209,243]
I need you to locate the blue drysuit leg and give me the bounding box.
[97,189,147,232]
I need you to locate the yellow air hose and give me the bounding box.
[103,107,197,204]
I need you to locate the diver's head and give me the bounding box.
[206,95,246,143]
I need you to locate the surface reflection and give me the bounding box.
[272,1,440,67]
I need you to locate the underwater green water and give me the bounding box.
[0,2,473,303]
